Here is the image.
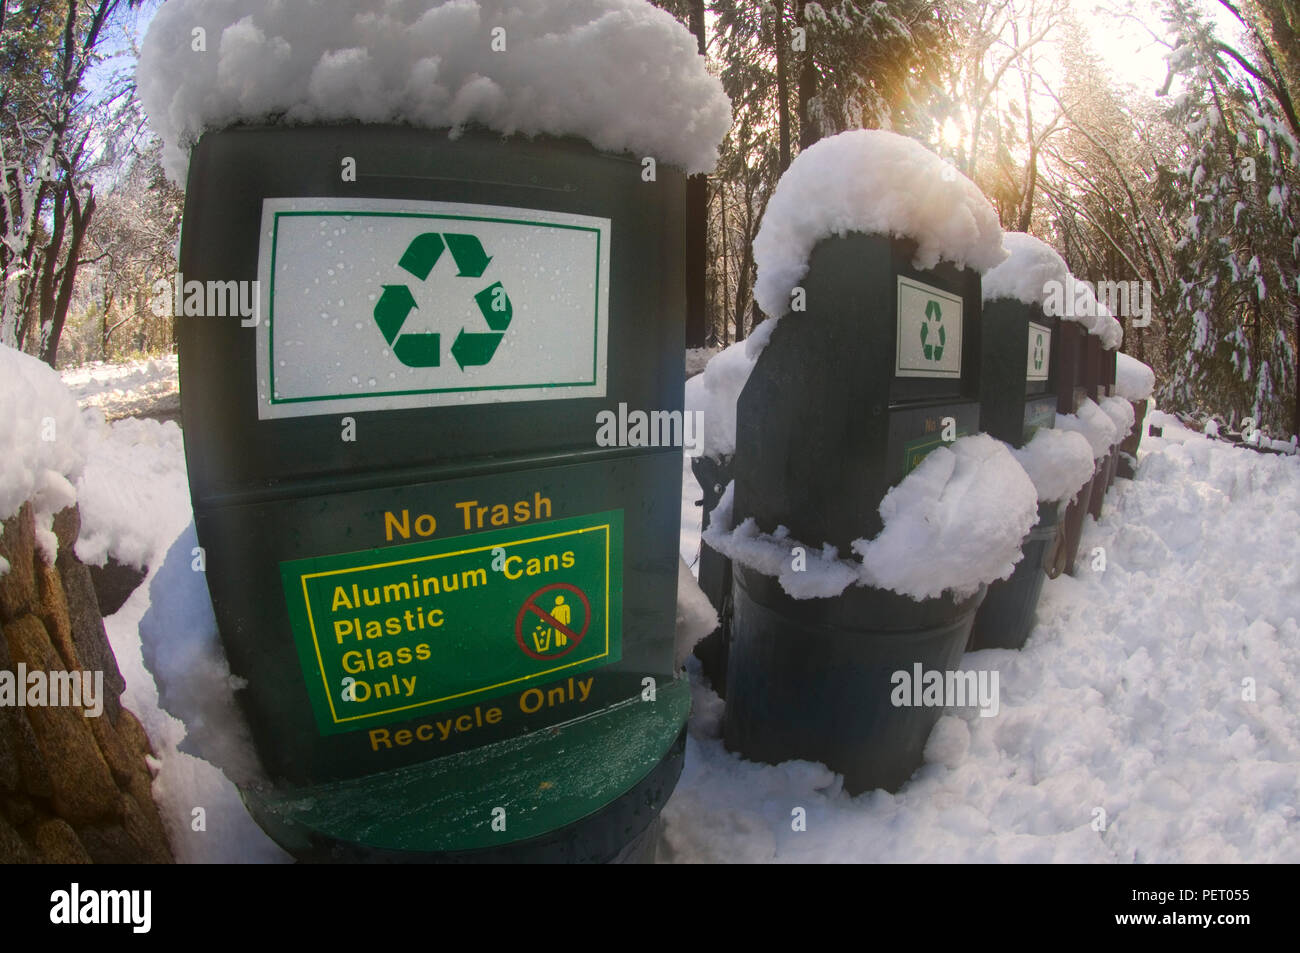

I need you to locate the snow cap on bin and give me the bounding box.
[751,130,1005,324]
[1114,352,1156,402]
[138,0,732,184]
[982,232,1070,307]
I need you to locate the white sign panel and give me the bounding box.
[895,276,963,379]
[255,197,610,420]
[1027,320,1051,382]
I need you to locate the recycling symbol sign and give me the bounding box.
[1026,321,1051,381]
[372,232,513,369]
[920,299,946,362]
[255,197,611,421]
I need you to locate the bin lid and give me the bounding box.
[241,676,689,854]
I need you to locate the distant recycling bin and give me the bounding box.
[968,260,1061,651]
[1115,352,1156,478]
[1055,320,1094,575]
[724,231,985,795]
[175,125,693,862]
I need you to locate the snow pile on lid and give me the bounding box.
[1055,399,1118,460]
[852,435,1038,601]
[705,435,1039,602]
[1115,352,1155,401]
[1099,395,1137,446]
[138,0,732,184]
[1011,428,1095,503]
[1097,311,1124,350]
[697,339,760,459]
[752,130,1005,320]
[982,232,1070,306]
[0,345,87,566]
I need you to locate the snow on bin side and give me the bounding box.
[1055,398,1119,460]
[705,435,1039,603]
[750,130,1005,336]
[138,0,732,184]
[0,345,87,567]
[851,435,1038,601]
[1011,428,1096,503]
[1115,352,1156,402]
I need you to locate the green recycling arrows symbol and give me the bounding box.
[1033,332,1045,371]
[920,299,946,361]
[372,232,513,369]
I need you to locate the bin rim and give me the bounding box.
[240,676,690,856]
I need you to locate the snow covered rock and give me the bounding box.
[0,345,88,565]
[1011,428,1096,503]
[1115,352,1156,402]
[751,130,1005,324]
[138,0,732,184]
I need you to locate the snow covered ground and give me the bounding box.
[54,358,1300,863]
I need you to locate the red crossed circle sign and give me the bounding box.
[514,583,592,661]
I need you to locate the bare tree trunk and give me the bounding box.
[796,0,818,149]
[775,1,792,171]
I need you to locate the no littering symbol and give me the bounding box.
[515,582,591,661]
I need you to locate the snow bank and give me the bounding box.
[666,409,1300,863]
[697,339,760,459]
[981,232,1070,306]
[74,415,192,571]
[853,435,1039,601]
[1055,399,1119,460]
[138,0,732,183]
[0,345,87,565]
[1114,352,1155,402]
[752,130,1005,322]
[1011,428,1096,503]
[706,435,1039,602]
[674,557,718,668]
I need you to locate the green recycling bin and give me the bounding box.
[723,232,985,795]
[1055,321,1096,576]
[176,125,690,862]
[968,290,1060,651]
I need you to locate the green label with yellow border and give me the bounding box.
[280,511,623,736]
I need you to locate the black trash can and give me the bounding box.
[969,288,1062,651]
[723,232,986,795]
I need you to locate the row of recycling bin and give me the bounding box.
[692,232,1149,796]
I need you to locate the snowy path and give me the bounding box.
[61,353,1299,862]
[661,413,1300,862]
